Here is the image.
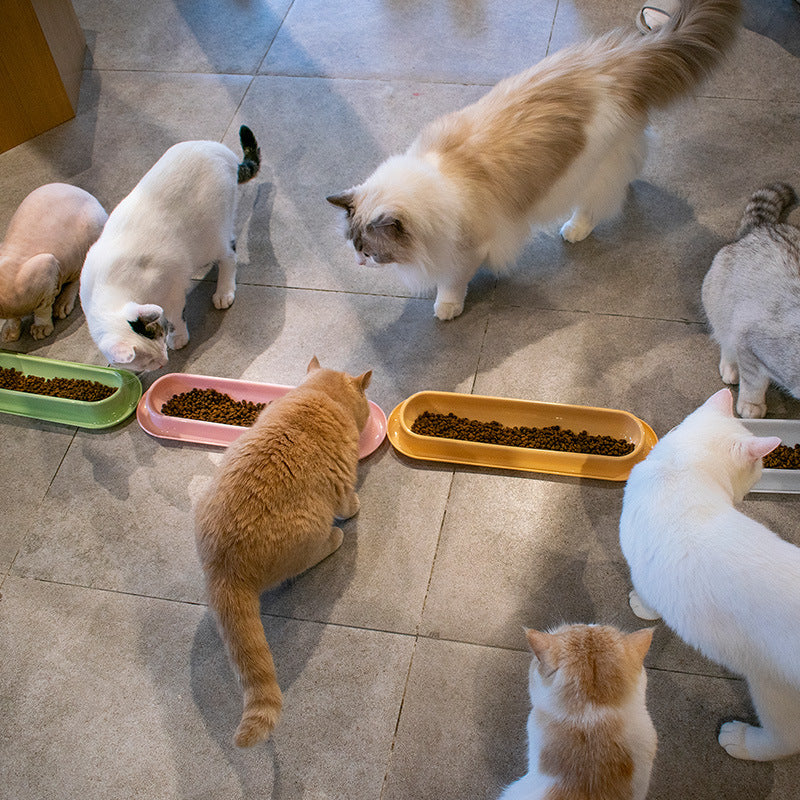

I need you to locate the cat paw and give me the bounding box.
[29,321,54,340]
[212,291,235,310]
[720,360,739,384]
[719,721,755,760]
[629,590,662,620]
[167,330,189,350]
[336,493,360,521]
[434,300,464,320]
[0,320,21,342]
[737,400,767,419]
[560,216,594,243]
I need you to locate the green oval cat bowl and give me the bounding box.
[0,351,142,429]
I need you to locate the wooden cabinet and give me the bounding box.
[0,0,86,153]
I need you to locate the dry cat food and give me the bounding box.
[411,411,635,457]
[160,387,267,426]
[763,443,800,470]
[0,366,116,402]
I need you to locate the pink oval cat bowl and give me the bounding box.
[387,390,657,481]
[137,372,387,458]
[741,418,800,493]
[0,351,142,429]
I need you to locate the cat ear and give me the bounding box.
[525,629,558,678]
[307,355,321,372]
[367,213,402,232]
[704,388,734,416]
[326,190,355,212]
[355,370,372,391]
[742,435,781,462]
[625,627,655,667]
[122,301,163,325]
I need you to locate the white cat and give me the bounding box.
[499,624,656,800]
[620,388,800,761]
[328,0,740,320]
[79,126,260,371]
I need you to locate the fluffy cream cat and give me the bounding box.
[499,624,657,800]
[194,357,373,747]
[328,0,740,320]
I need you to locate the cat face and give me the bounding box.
[327,189,412,267]
[98,302,168,372]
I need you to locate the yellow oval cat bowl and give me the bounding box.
[388,391,657,481]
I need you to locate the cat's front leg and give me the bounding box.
[718,351,739,385]
[433,277,471,321]
[0,318,22,342]
[30,300,55,340]
[628,589,662,621]
[53,280,80,320]
[166,316,189,350]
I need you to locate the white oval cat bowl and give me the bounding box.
[137,372,387,458]
[387,390,657,481]
[0,351,142,429]
[741,418,800,493]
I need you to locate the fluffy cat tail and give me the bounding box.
[628,0,741,110]
[736,182,799,238]
[207,578,283,747]
[237,125,261,183]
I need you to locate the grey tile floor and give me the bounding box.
[1,1,799,798]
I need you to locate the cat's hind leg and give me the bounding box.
[719,675,800,760]
[53,279,80,320]
[560,128,646,243]
[212,246,237,310]
[335,487,360,521]
[276,524,345,583]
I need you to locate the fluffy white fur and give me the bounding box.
[328,0,740,320]
[80,129,258,372]
[620,388,800,760]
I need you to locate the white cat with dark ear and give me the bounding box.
[702,182,800,418]
[328,0,740,320]
[620,388,800,760]
[80,125,260,372]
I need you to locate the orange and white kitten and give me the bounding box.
[328,0,740,320]
[499,624,657,800]
[194,357,372,747]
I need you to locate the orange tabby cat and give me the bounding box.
[194,356,373,747]
[499,624,657,800]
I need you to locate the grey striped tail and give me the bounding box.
[237,125,261,183]
[736,183,798,238]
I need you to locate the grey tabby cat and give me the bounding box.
[702,183,800,418]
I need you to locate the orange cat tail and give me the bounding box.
[207,578,284,747]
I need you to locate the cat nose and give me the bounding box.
[355,252,367,266]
